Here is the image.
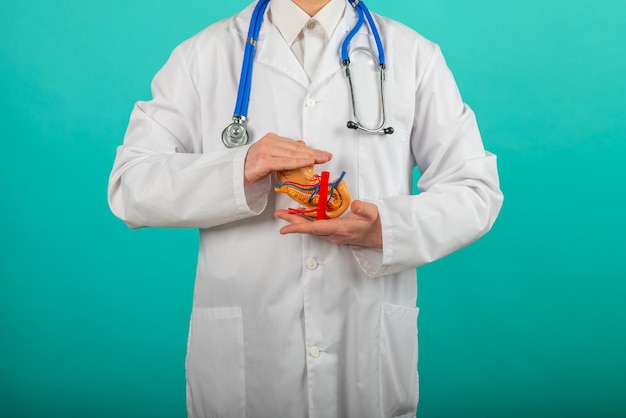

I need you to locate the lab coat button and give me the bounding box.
[307,21,316,30]
[306,259,318,270]
[310,346,320,358]
[305,98,317,107]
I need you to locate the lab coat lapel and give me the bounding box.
[309,10,364,90]
[308,29,343,89]
[255,15,310,90]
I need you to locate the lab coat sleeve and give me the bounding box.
[351,44,503,278]
[108,45,270,229]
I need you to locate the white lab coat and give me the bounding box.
[108,3,503,418]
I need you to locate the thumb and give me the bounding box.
[351,200,376,219]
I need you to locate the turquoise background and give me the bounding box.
[1,0,625,417]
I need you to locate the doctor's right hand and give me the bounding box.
[243,133,332,187]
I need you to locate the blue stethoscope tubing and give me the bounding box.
[236,0,270,119]
[221,0,270,148]
[222,0,392,148]
[341,1,383,66]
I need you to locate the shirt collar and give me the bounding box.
[269,0,347,46]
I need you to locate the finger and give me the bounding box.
[269,137,332,163]
[275,211,319,236]
[274,209,313,224]
[350,200,377,219]
[280,219,337,236]
[275,211,328,236]
[267,136,315,153]
[280,146,331,164]
[271,157,317,172]
[314,151,333,164]
[279,222,320,236]
[307,220,336,236]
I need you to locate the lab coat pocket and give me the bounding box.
[357,128,413,199]
[379,302,419,418]
[186,306,245,418]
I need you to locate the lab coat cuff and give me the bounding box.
[350,246,386,278]
[232,146,270,215]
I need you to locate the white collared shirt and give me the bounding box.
[269,0,346,78]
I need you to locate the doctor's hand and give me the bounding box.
[244,133,332,187]
[274,200,383,249]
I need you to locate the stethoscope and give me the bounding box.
[222,0,393,148]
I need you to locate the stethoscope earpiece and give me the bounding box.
[347,120,394,135]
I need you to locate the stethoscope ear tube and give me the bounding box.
[342,1,393,135]
[343,47,393,135]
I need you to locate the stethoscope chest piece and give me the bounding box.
[222,118,249,148]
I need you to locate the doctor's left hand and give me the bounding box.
[275,200,382,248]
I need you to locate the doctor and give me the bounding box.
[108,0,503,417]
